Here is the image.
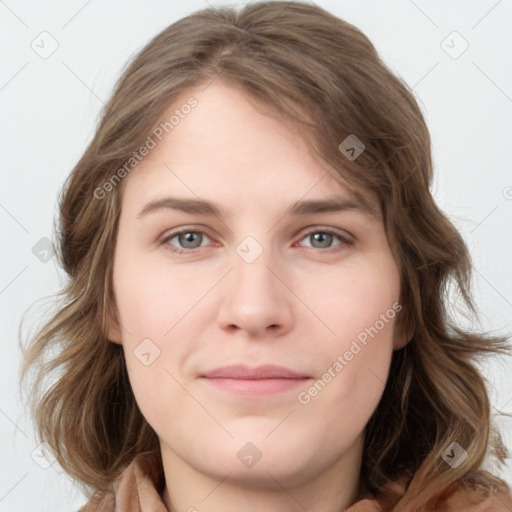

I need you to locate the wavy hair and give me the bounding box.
[20,1,510,508]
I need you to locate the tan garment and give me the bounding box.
[81,454,512,512]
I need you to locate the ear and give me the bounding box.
[393,318,414,351]
[106,310,123,345]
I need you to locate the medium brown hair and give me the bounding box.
[21,1,510,507]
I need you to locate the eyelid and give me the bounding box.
[160,225,354,254]
[294,226,354,251]
[160,226,214,248]
[297,225,353,242]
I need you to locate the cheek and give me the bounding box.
[111,246,219,424]
[309,255,401,345]
[294,334,394,465]
[112,243,213,341]
[297,258,399,432]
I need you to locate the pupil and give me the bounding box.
[313,232,331,247]
[181,232,200,248]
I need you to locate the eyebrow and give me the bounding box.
[137,195,379,220]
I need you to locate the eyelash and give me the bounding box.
[160,227,353,255]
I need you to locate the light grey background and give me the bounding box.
[1,0,511,510]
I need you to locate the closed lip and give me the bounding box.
[200,364,309,379]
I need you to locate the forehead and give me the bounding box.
[119,81,379,219]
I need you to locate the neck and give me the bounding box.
[160,435,364,512]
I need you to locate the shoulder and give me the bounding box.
[432,478,512,511]
[75,493,115,512]
[359,473,512,512]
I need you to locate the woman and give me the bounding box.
[21,2,512,510]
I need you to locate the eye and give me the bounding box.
[162,229,213,253]
[160,226,353,255]
[296,228,353,251]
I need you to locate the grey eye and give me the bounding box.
[176,232,204,249]
[308,232,334,248]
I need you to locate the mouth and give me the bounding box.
[199,364,311,396]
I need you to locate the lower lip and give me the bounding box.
[200,377,310,396]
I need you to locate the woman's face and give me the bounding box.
[109,81,408,492]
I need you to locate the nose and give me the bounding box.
[216,243,294,338]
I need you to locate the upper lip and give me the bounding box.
[200,364,309,379]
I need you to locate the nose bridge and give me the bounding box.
[216,233,293,335]
[232,234,280,299]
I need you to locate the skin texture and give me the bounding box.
[108,81,410,512]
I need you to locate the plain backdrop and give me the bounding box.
[1,0,511,510]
